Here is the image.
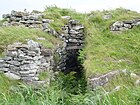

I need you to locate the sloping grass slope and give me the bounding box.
[84,8,140,76]
[0,26,60,56]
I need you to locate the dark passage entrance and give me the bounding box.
[64,49,84,78]
[54,20,86,94]
[56,19,85,78]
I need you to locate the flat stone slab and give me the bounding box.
[4,71,21,80]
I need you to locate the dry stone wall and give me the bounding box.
[88,70,120,89]
[88,69,140,89]
[110,19,140,31]
[2,10,56,35]
[55,20,85,75]
[0,40,53,82]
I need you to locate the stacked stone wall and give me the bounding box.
[2,10,55,34]
[0,40,53,82]
[110,19,140,31]
[55,20,85,75]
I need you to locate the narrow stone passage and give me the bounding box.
[56,20,85,78]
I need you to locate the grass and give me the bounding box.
[0,26,61,56]
[0,72,140,105]
[84,25,140,76]
[83,8,140,77]
[39,71,50,80]
[0,73,21,93]
[0,20,3,26]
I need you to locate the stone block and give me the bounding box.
[42,19,53,23]
[123,24,132,29]
[2,14,11,18]
[4,71,21,80]
[61,16,71,20]
[21,76,39,81]
[112,21,124,27]
[0,68,9,72]
[6,51,18,57]
[0,63,10,68]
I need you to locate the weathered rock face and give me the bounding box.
[0,40,53,81]
[55,20,85,76]
[110,19,140,31]
[2,10,55,34]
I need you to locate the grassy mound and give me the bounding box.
[84,8,140,76]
